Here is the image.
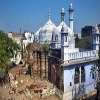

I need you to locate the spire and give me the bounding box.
[48,8,51,20]
[61,8,65,22]
[68,3,74,32]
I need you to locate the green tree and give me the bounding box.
[75,36,92,49]
[0,31,20,77]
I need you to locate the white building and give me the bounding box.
[48,3,100,100]
[22,32,35,48]
[61,24,99,100]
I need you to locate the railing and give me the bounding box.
[64,50,99,64]
[68,50,98,60]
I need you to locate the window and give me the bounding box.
[74,66,86,84]
[55,35,58,41]
[98,35,99,41]
[70,82,72,86]
[65,36,67,42]
[90,66,95,79]
[81,66,85,82]
[90,71,95,79]
[74,67,80,84]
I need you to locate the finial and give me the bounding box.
[61,8,65,13]
[69,3,74,12]
[70,3,72,8]
[48,8,51,20]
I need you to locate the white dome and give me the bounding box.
[35,19,57,44]
[41,19,57,33]
[57,21,73,35]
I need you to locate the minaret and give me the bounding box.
[68,3,74,32]
[61,8,65,22]
[61,26,69,60]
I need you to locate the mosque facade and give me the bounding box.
[23,3,100,100]
[43,3,99,100]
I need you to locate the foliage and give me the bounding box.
[75,36,92,49]
[0,31,20,70]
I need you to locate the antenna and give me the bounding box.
[20,27,22,34]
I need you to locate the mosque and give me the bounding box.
[16,3,100,100]
[34,4,74,46]
[46,3,99,100]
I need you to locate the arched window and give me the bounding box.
[55,35,58,41]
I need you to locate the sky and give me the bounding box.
[0,0,100,33]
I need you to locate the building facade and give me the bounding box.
[48,3,100,100]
